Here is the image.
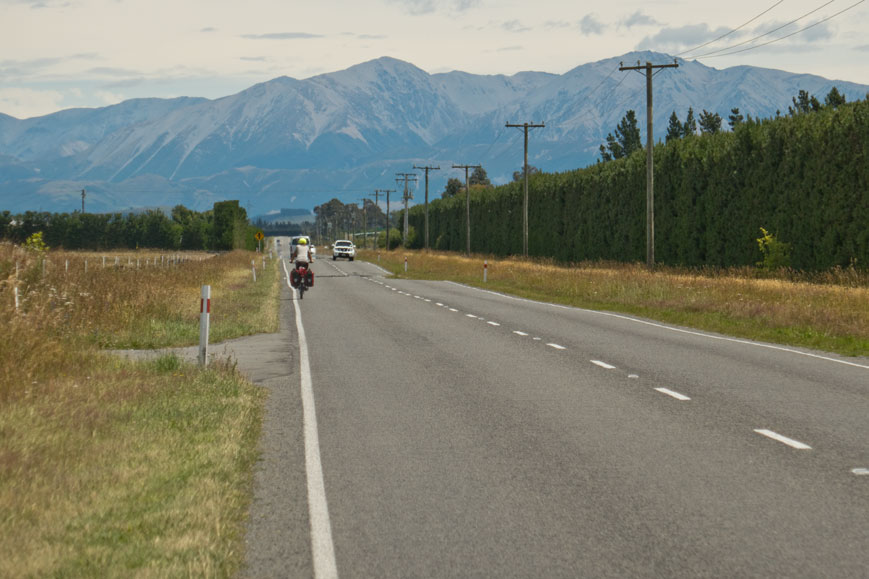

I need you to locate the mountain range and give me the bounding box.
[1,50,867,217]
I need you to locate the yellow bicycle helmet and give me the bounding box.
[298,238,308,245]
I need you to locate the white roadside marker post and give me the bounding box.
[404,256,408,272]
[14,286,19,312]
[252,260,257,282]
[199,285,211,367]
[483,259,488,282]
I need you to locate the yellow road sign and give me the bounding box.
[255,231,264,241]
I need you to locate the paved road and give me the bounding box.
[245,244,868,578]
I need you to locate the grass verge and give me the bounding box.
[1,244,280,577]
[361,249,869,357]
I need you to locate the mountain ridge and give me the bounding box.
[2,51,867,215]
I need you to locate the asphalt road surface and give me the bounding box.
[245,241,868,578]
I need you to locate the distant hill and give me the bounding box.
[1,51,867,216]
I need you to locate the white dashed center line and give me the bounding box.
[852,468,869,476]
[513,331,529,336]
[449,308,458,312]
[754,429,812,450]
[591,360,616,369]
[487,321,500,326]
[547,343,566,350]
[466,314,477,318]
[654,387,691,401]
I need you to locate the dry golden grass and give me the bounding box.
[363,249,869,356]
[0,241,279,576]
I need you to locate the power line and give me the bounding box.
[675,0,785,56]
[691,0,866,59]
[683,0,838,59]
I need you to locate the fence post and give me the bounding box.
[199,285,211,367]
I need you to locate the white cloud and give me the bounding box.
[580,14,605,36]
[0,87,65,119]
[95,90,124,106]
[622,11,658,29]
[502,20,530,33]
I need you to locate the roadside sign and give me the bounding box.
[255,231,264,241]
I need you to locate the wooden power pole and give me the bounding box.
[376,188,396,249]
[395,173,418,248]
[452,164,481,256]
[505,122,545,257]
[413,164,440,250]
[619,60,678,268]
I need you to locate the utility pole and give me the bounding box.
[376,188,396,250]
[395,172,418,248]
[505,122,545,257]
[619,59,678,268]
[413,164,440,250]
[368,190,384,250]
[452,164,481,256]
[81,189,86,213]
[360,198,368,249]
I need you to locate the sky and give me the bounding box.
[2,0,868,119]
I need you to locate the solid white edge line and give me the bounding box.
[283,260,339,579]
[591,360,616,369]
[754,429,812,450]
[442,281,869,371]
[655,387,691,401]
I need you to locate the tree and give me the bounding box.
[699,109,722,134]
[599,110,641,162]
[728,107,744,129]
[824,86,846,109]
[683,107,697,136]
[666,111,683,142]
[442,177,463,198]
[512,165,541,182]
[469,166,491,188]
[789,90,821,115]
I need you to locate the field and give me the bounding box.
[363,249,869,357]
[0,243,279,577]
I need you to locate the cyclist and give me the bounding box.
[290,237,314,287]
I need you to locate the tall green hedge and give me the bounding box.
[407,99,868,270]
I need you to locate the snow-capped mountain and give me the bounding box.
[1,52,867,215]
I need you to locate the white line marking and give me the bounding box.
[513,331,529,336]
[655,387,691,401]
[449,308,458,312]
[283,261,338,579]
[547,343,567,350]
[424,299,431,302]
[487,321,501,326]
[754,429,812,450]
[533,337,542,341]
[466,314,477,318]
[591,360,616,369]
[628,374,639,379]
[414,295,421,299]
[436,303,444,307]
[852,468,869,476]
[443,282,869,371]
